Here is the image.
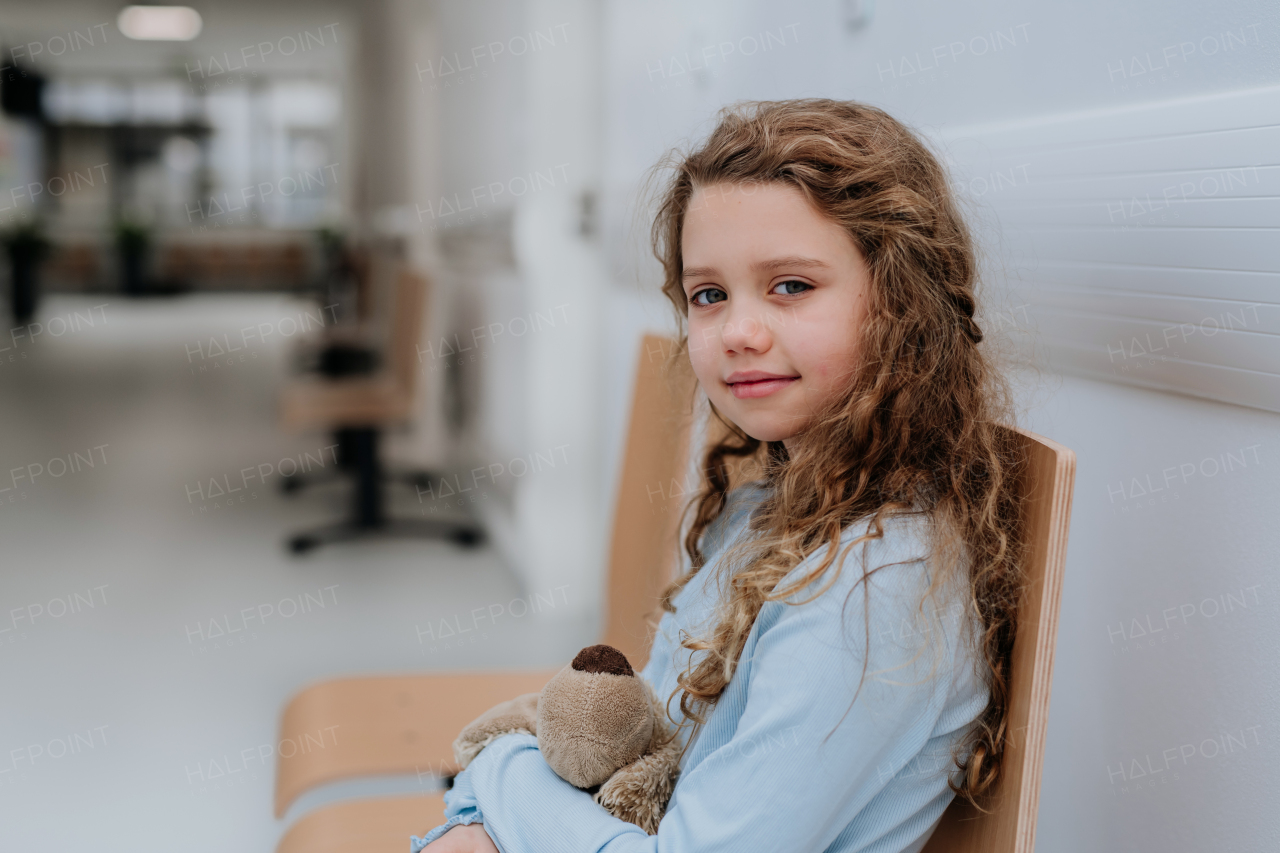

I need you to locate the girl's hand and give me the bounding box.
[423,823,500,853]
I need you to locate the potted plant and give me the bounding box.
[115,218,151,296]
[2,220,51,324]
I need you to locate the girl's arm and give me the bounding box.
[435,526,987,853]
[421,823,498,853]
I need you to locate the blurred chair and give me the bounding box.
[279,248,430,495]
[273,333,698,852]
[278,264,483,554]
[285,242,386,383]
[920,428,1075,853]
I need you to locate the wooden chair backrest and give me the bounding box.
[386,267,427,392]
[600,334,698,671]
[270,333,697,819]
[921,426,1075,853]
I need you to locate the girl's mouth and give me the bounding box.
[725,371,800,399]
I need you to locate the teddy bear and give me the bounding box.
[451,644,684,834]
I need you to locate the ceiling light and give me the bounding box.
[117,6,203,41]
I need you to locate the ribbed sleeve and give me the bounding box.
[415,486,987,853]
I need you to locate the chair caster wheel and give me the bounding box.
[289,535,318,554]
[452,528,483,548]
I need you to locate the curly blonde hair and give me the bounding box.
[647,99,1026,805]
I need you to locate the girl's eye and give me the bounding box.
[690,288,727,306]
[771,280,812,296]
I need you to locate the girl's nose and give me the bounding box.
[720,305,773,354]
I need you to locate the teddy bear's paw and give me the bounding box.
[451,692,540,768]
[594,739,682,835]
[453,727,535,768]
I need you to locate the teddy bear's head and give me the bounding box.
[536,644,655,789]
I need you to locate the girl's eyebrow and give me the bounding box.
[752,256,830,274]
[681,256,830,280]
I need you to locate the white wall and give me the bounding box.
[587,1,1280,850]
[417,0,609,623]
[1016,371,1279,852]
[404,0,1279,842]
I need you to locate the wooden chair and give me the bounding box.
[274,333,698,852]
[921,427,1075,853]
[279,264,483,553]
[277,793,450,853]
[275,339,1074,853]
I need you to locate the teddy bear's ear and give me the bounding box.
[571,644,634,676]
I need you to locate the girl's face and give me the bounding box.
[680,181,872,449]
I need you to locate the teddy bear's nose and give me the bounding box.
[571,644,634,677]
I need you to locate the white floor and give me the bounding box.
[0,294,593,851]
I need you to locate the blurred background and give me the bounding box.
[0,1,1276,851]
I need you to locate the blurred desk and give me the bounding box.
[42,238,311,293]
[159,242,308,290]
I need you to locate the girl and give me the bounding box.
[418,98,1024,853]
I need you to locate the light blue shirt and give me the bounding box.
[413,483,988,853]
